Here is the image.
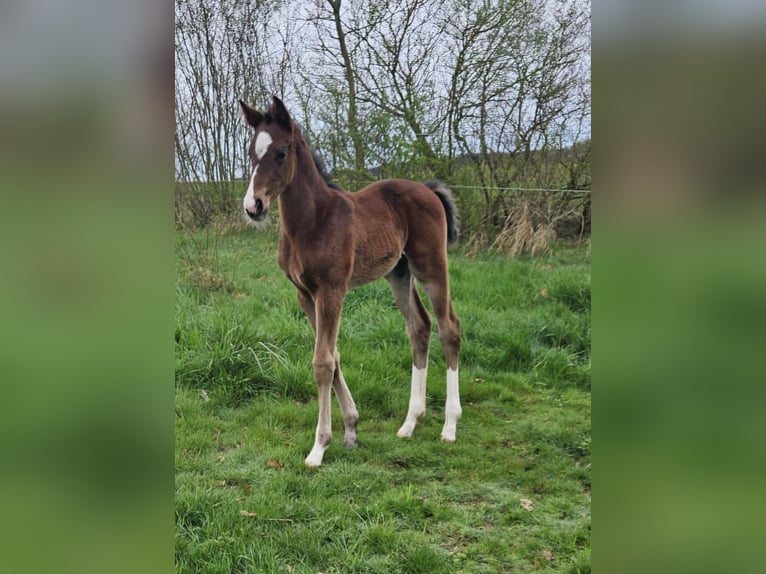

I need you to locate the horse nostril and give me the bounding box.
[246,198,264,220]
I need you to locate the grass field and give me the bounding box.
[175,224,591,573]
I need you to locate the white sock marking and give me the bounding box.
[397,365,427,438]
[441,367,461,442]
[305,444,326,467]
[305,377,333,467]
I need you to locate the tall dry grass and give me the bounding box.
[483,193,588,256]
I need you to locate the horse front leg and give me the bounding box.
[332,350,359,449]
[304,288,345,467]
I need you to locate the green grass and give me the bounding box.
[175,226,590,573]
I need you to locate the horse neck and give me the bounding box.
[278,141,330,237]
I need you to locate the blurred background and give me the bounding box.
[0,1,172,573]
[596,1,766,573]
[0,0,764,572]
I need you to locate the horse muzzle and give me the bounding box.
[245,198,268,221]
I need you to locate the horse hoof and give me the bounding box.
[397,421,416,438]
[304,449,325,467]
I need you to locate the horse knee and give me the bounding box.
[313,353,335,382]
[439,327,461,357]
[344,411,359,429]
[406,316,430,351]
[416,322,432,347]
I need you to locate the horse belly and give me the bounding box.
[349,240,402,288]
[348,190,408,288]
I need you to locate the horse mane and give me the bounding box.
[311,148,344,192]
[295,123,344,192]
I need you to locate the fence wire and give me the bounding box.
[214,180,591,195]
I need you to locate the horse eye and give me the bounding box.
[274,149,287,163]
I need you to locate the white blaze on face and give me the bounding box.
[242,130,273,211]
[243,165,258,211]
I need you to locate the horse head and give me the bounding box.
[239,96,299,223]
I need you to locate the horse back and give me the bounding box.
[353,179,448,246]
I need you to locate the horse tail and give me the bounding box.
[425,179,459,245]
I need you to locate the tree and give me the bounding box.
[175,0,293,183]
[443,0,590,187]
[353,0,447,174]
[174,0,591,244]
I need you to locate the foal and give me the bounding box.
[239,96,461,467]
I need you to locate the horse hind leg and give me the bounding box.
[386,258,431,438]
[417,273,461,442]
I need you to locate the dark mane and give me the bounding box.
[312,149,344,191]
[296,123,343,191]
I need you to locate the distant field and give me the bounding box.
[175,225,591,573]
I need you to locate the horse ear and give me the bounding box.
[270,96,292,127]
[239,100,263,129]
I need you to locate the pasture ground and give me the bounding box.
[175,225,591,573]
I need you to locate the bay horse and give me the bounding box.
[239,96,461,467]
